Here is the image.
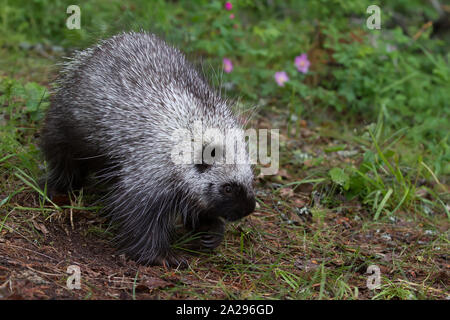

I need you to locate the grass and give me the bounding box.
[0,0,449,300]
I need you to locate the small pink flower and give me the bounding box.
[223,58,233,73]
[225,2,232,10]
[295,53,311,74]
[274,71,289,87]
[229,13,235,19]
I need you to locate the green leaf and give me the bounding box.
[329,167,350,190]
[374,188,393,220]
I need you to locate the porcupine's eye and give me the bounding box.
[222,184,233,195]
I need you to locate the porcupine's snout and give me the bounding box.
[211,182,256,222]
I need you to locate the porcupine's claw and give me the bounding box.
[200,231,224,249]
[184,216,225,250]
[199,218,225,250]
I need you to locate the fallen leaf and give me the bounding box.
[279,188,294,198]
[32,221,49,235]
[137,277,173,292]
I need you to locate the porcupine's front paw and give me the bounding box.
[198,218,225,250]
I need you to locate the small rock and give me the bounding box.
[381,233,392,241]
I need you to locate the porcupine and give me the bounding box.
[40,32,256,266]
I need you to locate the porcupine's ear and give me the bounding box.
[194,145,210,173]
[194,142,226,173]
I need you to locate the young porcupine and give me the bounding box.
[40,32,256,266]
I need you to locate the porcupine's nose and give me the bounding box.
[221,183,256,220]
[243,192,256,217]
